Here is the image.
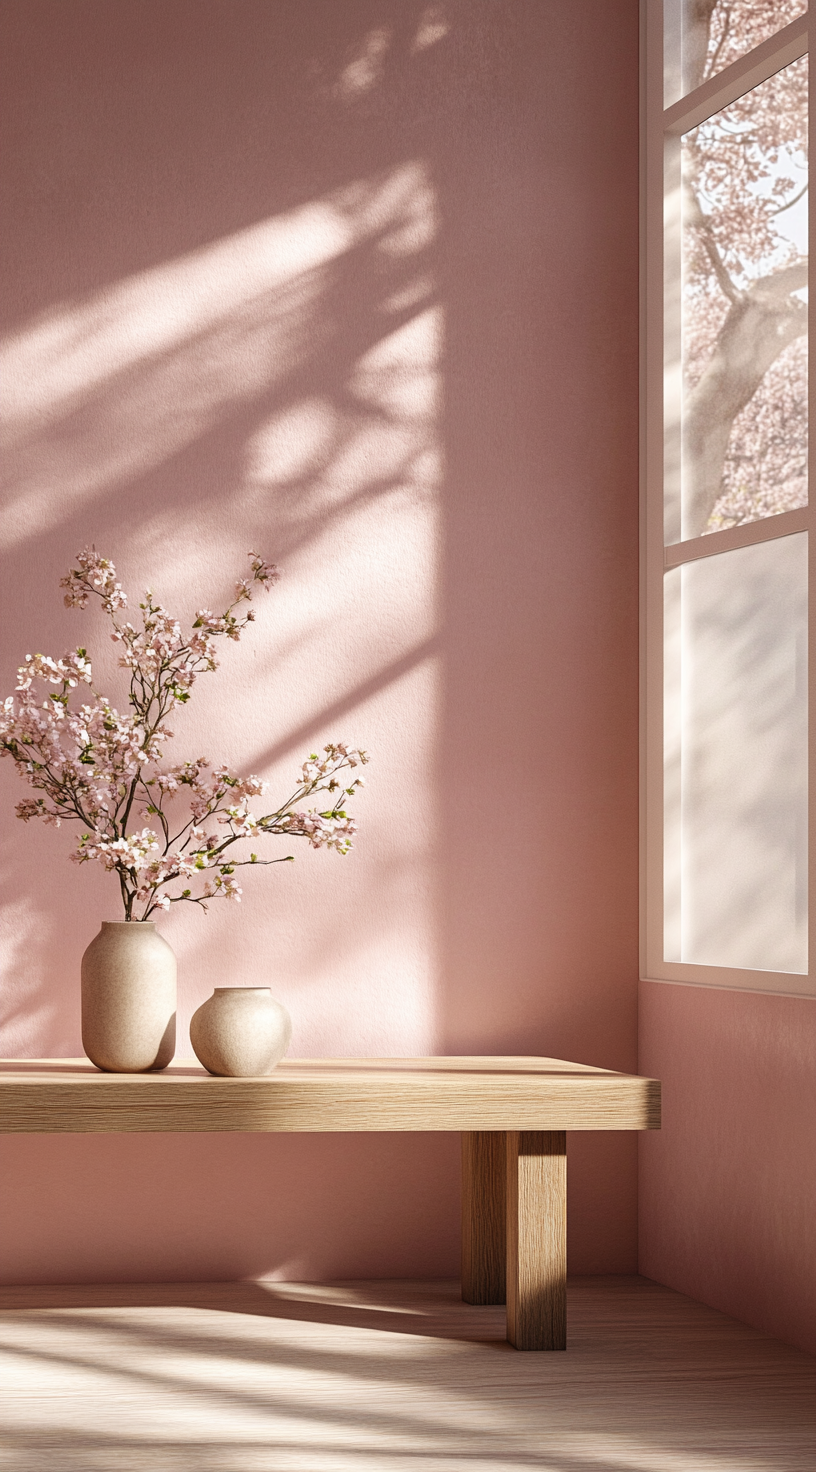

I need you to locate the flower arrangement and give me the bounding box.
[0,549,367,921]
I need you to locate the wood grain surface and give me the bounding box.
[461,1130,506,1304]
[506,1130,567,1351]
[0,1276,811,1470]
[0,1056,661,1134]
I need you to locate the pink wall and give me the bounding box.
[0,1,640,1283]
[639,981,816,1356]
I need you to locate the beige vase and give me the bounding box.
[81,921,177,1073]
[190,988,292,1077]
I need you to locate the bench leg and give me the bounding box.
[461,1131,506,1303]
[506,1130,567,1350]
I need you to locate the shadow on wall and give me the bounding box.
[0,0,640,1278]
[1,2,449,1063]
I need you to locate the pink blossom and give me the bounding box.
[247,551,280,589]
[214,875,243,902]
[278,810,358,854]
[60,549,127,612]
[1,550,366,920]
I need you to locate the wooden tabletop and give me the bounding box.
[0,1057,660,1134]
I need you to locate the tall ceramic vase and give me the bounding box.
[81,921,177,1072]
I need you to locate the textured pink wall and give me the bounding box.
[0,1,640,1283]
[639,981,816,1355]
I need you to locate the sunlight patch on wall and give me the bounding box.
[412,6,451,54]
[245,400,341,488]
[222,309,443,1055]
[331,8,450,103]
[0,162,439,549]
[0,154,444,1056]
[335,27,392,101]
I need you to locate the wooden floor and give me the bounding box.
[0,1276,812,1471]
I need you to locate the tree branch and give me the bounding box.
[705,2,732,81]
[684,182,742,306]
[682,257,808,536]
[772,180,808,216]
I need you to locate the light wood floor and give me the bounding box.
[0,1276,812,1471]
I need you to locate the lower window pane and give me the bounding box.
[664,534,808,972]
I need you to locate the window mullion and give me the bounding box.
[663,11,807,135]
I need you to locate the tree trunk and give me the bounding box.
[684,0,719,93]
[682,263,807,538]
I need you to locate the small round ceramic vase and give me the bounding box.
[81,921,177,1073]
[189,988,292,1077]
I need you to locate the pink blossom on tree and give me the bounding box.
[680,3,808,535]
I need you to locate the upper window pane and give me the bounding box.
[665,0,808,106]
[674,57,808,541]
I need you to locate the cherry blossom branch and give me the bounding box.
[1,551,368,920]
[771,180,808,216]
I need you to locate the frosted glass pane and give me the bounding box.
[664,0,808,106]
[664,534,808,972]
[679,59,808,540]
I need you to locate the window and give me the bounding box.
[642,1,814,995]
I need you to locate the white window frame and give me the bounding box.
[640,2,815,998]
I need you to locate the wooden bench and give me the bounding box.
[0,1055,661,1349]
